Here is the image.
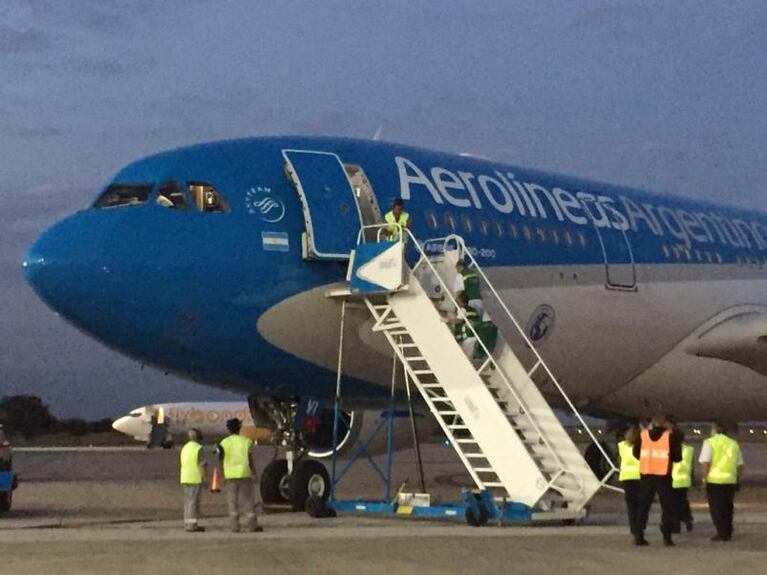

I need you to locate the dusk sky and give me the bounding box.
[1,1,766,418]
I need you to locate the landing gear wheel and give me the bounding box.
[260,459,290,504]
[289,460,330,512]
[584,442,615,482]
[306,494,336,518]
[0,490,12,512]
[465,503,489,527]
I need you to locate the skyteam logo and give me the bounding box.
[246,186,285,223]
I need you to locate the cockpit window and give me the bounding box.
[188,181,230,213]
[95,183,153,209]
[156,181,189,209]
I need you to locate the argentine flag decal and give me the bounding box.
[261,231,290,252]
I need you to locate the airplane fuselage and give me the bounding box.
[24,137,767,421]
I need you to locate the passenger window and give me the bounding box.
[479,218,490,236]
[494,221,504,238]
[522,225,532,241]
[156,181,189,210]
[577,232,587,247]
[551,229,560,245]
[563,230,574,246]
[95,183,153,209]
[426,211,439,231]
[188,182,230,213]
[535,227,546,242]
[444,212,457,232]
[462,214,473,234]
[508,223,518,239]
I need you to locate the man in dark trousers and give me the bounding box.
[632,413,682,546]
[700,421,744,542]
[671,427,695,533]
[617,422,641,540]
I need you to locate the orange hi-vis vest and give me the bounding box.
[639,429,671,476]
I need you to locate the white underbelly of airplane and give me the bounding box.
[257,263,767,420]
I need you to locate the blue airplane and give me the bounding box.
[24,136,767,509]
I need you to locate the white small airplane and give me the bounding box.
[113,401,435,456]
[112,402,270,445]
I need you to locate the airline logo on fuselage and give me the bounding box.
[246,186,286,223]
[395,156,767,254]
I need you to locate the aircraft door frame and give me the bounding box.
[283,149,364,260]
[579,197,637,291]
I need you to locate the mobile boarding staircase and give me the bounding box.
[330,226,618,522]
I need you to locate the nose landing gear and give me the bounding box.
[249,396,331,512]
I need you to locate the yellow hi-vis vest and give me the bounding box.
[706,433,740,485]
[220,434,253,479]
[672,443,694,489]
[179,441,203,485]
[384,210,410,241]
[618,440,640,481]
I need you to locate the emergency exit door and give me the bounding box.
[283,150,362,260]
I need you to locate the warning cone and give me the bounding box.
[210,467,222,493]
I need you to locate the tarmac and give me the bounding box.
[1,443,766,574]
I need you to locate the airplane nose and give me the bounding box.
[112,416,133,435]
[23,223,56,300]
[23,213,93,314]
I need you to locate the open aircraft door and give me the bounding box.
[283,150,363,260]
[580,196,637,290]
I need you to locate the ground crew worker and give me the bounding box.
[454,260,483,316]
[217,418,263,533]
[632,413,682,546]
[699,421,744,542]
[384,198,411,241]
[471,313,498,360]
[671,429,695,533]
[448,292,480,357]
[618,422,641,539]
[180,428,207,532]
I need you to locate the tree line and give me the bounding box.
[0,395,113,438]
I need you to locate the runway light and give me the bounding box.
[597,429,603,434]
[750,429,755,434]
[577,429,583,434]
